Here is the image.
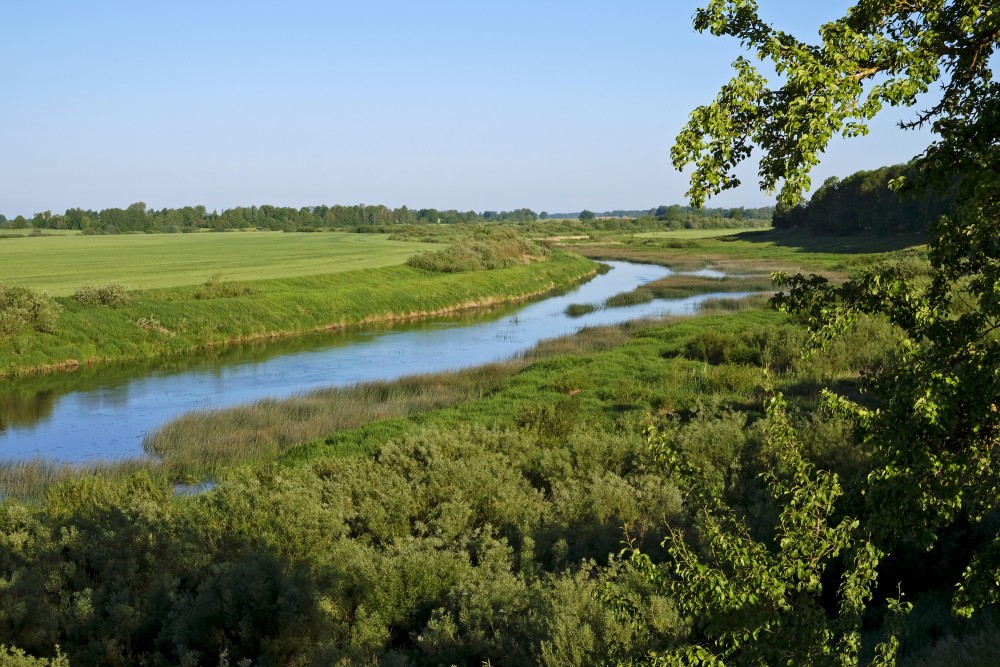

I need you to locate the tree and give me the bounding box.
[617,1,1000,662]
[579,209,596,222]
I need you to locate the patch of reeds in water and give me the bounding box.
[565,303,597,317]
[604,288,655,308]
[143,362,526,475]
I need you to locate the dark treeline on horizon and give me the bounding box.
[0,202,772,234]
[550,204,774,220]
[773,162,955,235]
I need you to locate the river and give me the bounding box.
[0,261,751,464]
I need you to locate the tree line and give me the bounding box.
[0,203,774,235]
[772,163,955,235]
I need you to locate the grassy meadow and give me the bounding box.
[0,231,430,295]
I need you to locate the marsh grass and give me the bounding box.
[565,303,597,317]
[144,362,528,476]
[646,274,776,299]
[604,288,655,308]
[599,274,774,312]
[699,293,773,312]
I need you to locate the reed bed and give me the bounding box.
[144,362,526,475]
[564,303,597,317]
[645,273,776,299]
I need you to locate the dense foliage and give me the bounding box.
[773,163,954,235]
[405,231,550,273]
[662,0,1000,665]
[0,203,770,235]
[0,285,61,337]
[0,303,921,666]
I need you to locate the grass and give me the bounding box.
[144,362,528,477]
[0,251,598,377]
[632,227,773,239]
[0,231,431,295]
[575,227,927,277]
[0,235,898,501]
[565,303,597,317]
[138,289,889,481]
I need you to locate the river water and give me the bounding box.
[0,261,751,464]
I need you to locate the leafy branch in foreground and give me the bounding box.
[604,396,909,667]
[672,0,998,208]
[676,0,1000,621]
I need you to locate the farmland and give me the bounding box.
[0,231,431,295]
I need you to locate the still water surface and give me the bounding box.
[0,261,751,463]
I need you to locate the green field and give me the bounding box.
[0,231,430,295]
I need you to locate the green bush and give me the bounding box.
[0,646,69,667]
[193,273,255,299]
[407,230,549,273]
[72,282,130,307]
[0,284,61,336]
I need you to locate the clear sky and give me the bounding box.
[1,1,935,217]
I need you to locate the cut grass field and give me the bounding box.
[0,231,431,295]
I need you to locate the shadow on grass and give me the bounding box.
[726,228,928,254]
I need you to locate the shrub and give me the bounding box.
[194,273,254,299]
[0,284,61,335]
[72,282,130,307]
[407,230,549,273]
[0,646,69,667]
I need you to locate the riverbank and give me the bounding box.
[0,250,598,378]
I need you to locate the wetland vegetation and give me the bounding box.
[3,213,992,665]
[4,0,1000,658]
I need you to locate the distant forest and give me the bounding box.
[773,162,955,235]
[0,203,772,235]
[548,204,774,221]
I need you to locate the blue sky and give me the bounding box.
[1,1,934,216]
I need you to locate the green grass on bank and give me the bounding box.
[571,227,927,277]
[0,231,431,295]
[0,251,598,377]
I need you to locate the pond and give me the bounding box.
[0,261,753,463]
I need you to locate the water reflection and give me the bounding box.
[0,262,751,464]
[0,392,57,431]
